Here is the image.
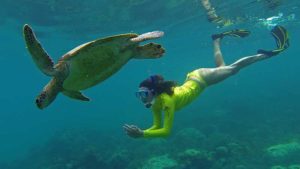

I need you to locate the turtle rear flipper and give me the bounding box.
[62,90,90,101]
[23,24,56,76]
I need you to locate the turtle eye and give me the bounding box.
[35,98,41,104]
[157,45,161,49]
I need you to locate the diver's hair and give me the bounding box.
[139,75,177,95]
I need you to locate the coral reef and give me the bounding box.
[171,127,206,150]
[288,165,300,169]
[271,166,287,169]
[6,97,300,169]
[271,164,300,169]
[176,148,213,169]
[141,154,178,169]
[267,142,300,157]
[266,141,300,164]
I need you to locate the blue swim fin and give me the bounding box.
[212,29,250,40]
[257,25,289,57]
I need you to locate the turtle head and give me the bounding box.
[135,43,165,59]
[35,90,58,109]
[36,91,50,109]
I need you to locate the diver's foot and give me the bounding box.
[222,29,250,38]
[257,25,289,57]
[257,49,279,57]
[208,15,223,23]
[211,33,223,40]
[212,29,250,40]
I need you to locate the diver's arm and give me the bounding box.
[143,106,175,138]
[123,103,163,138]
[144,106,162,131]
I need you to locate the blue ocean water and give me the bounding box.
[0,0,300,168]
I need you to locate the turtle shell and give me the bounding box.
[59,33,138,91]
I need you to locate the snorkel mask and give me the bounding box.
[135,87,155,108]
[136,75,163,108]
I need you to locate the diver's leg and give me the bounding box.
[213,38,226,67]
[197,53,270,86]
[212,29,251,67]
[229,53,270,71]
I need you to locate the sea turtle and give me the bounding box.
[23,24,165,109]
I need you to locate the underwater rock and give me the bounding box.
[141,154,178,169]
[270,164,300,169]
[74,153,107,169]
[288,164,300,169]
[227,142,244,153]
[271,165,287,169]
[266,141,300,165]
[171,128,206,149]
[107,149,130,169]
[178,149,204,158]
[215,146,229,159]
[141,138,170,155]
[176,148,213,169]
[235,164,247,169]
[266,142,300,157]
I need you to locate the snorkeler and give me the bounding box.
[200,0,233,27]
[200,0,285,28]
[124,25,289,138]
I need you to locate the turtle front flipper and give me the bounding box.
[62,90,90,101]
[130,31,164,43]
[23,24,56,76]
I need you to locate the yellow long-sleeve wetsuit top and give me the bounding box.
[143,70,207,138]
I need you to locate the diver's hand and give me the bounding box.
[123,124,144,138]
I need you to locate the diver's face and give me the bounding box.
[135,87,154,108]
